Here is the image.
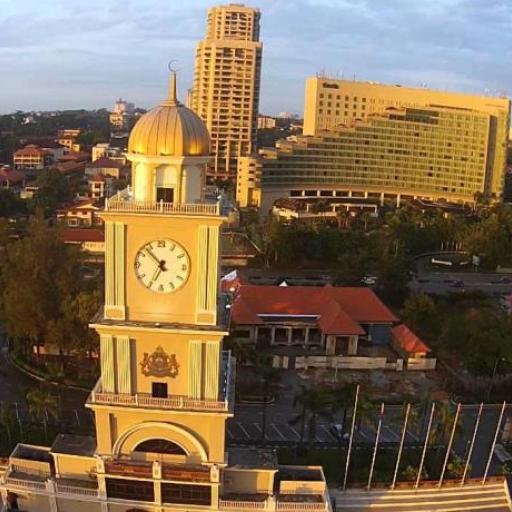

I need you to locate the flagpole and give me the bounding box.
[482,401,506,485]
[461,403,483,486]
[438,403,461,487]
[342,384,359,491]
[367,403,384,490]
[391,403,411,489]
[415,402,435,489]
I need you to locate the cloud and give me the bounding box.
[0,0,510,113]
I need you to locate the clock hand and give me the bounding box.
[150,267,161,284]
[145,248,161,266]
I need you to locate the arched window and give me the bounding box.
[134,439,187,455]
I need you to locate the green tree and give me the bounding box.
[0,216,85,359]
[251,354,280,442]
[30,168,74,216]
[0,403,17,448]
[401,294,439,341]
[0,188,24,217]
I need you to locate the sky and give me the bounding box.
[1,0,511,116]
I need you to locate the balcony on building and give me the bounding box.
[104,185,221,217]
[2,437,100,499]
[87,350,235,414]
[220,449,331,512]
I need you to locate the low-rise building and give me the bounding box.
[57,198,103,227]
[88,174,115,199]
[229,284,435,371]
[61,227,105,254]
[237,155,262,208]
[13,145,51,170]
[91,143,126,163]
[0,166,24,190]
[271,197,378,222]
[85,157,124,179]
[57,129,81,152]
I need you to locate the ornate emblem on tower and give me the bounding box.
[140,346,180,378]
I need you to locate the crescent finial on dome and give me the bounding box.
[164,60,179,106]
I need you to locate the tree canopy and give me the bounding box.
[0,216,101,362]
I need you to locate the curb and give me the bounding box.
[4,347,91,393]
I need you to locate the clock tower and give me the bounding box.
[87,71,234,502]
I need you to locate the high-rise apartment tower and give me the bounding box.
[191,4,262,182]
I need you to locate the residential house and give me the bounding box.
[0,166,24,191]
[13,145,51,170]
[61,227,104,254]
[84,157,124,179]
[57,198,103,227]
[88,174,115,199]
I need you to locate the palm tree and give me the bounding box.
[0,403,17,448]
[332,383,373,436]
[291,385,334,446]
[26,388,58,442]
[430,401,461,446]
[253,354,280,443]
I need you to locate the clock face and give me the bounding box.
[134,239,190,293]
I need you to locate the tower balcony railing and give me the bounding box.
[105,186,220,216]
[88,351,235,413]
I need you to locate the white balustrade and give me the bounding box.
[220,499,269,510]
[56,483,99,497]
[5,477,47,491]
[105,190,219,216]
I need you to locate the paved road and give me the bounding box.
[0,332,92,430]
[411,254,512,296]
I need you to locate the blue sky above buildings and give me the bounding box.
[1,0,511,115]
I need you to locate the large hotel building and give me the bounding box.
[190,4,262,182]
[237,77,510,211]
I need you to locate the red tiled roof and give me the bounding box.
[62,228,104,243]
[89,173,106,182]
[391,324,431,354]
[14,144,49,157]
[87,157,123,169]
[0,166,24,184]
[58,151,90,163]
[231,285,397,336]
[57,161,86,174]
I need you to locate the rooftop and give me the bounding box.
[391,324,431,354]
[62,228,104,243]
[51,435,97,457]
[86,156,124,169]
[13,144,49,157]
[231,285,398,336]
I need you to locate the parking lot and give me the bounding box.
[227,404,420,446]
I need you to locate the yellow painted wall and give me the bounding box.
[54,454,96,480]
[102,213,223,325]
[57,497,102,512]
[223,468,276,494]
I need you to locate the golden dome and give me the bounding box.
[128,73,210,157]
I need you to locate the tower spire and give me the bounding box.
[167,70,178,106]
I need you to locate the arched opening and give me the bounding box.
[134,439,187,456]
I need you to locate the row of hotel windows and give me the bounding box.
[264,180,480,194]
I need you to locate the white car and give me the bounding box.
[361,276,378,286]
